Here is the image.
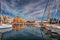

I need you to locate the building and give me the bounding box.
[0,15,4,25]
[12,16,26,30]
[3,16,12,24]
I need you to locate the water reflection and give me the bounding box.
[12,23,40,31]
[2,25,60,40]
[12,24,26,31]
[2,25,44,40]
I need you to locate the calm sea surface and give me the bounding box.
[1,26,59,40]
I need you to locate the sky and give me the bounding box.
[0,0,60,20]
[0,2,1,13]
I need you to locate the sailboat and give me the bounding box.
[0,14,12,33]
[40,0,60,34]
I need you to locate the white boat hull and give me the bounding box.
[0,24,12,33]
[0,28,12,33]
[45,24,60,34]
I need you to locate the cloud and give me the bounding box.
[1,2,25,18]
[17,1,46,20]
[1,0,60,20]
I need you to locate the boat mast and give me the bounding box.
[40,0,50,27]
[0,1,3,25]
[56,0,60,24]
[46,0,50,23]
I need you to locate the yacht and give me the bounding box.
[0,24,12,33]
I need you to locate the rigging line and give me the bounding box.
[0,0,1,15]
[40,0,49,40]
[56,0,60,24]
[41,0,49,21]
[56,0,60,18]
[54,0,59,19]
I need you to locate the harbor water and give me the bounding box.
[1,26,46,40]
[0,25,60,40]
